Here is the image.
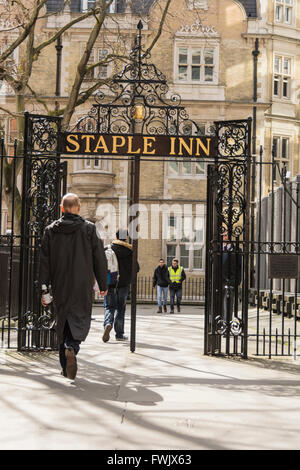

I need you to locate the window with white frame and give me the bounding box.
[166,215,205,270]
[81,0,96,11]
[275,0,294,25]
[73,118,111,172]
[187,1,208,10]
[82,0,125,12]
[97,48,109,79]
[85,48,110,80]
[168,159,205,177]
[273,55,292,99]
[272,135,291,178]
[168,122,212,177]
[175,44,218,84]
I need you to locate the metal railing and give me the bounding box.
[94,276,205,303]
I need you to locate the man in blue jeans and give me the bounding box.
[103,229,139,342]
[153,258,170,313]
[168,258,186,313]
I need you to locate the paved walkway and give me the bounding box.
[1,305,300,450]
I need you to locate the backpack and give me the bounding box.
[105,244,119,286]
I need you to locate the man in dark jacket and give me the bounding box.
[102,229,139,343]
[40,193,108,379]
[153,258,169,313]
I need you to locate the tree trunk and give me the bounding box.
[3,91,25,235]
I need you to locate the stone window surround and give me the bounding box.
[73,155,112,173]
[82,0,117,12]
[272,134,293,177]
[187,0,208,10]
[164,213,205,272]
[273,53,293,101]
[167,122,213,179]
[167,158,206,179]
[85,47,111,80]
[274,0,296,27]
[174,39,219,86]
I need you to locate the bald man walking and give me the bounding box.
[40,193,108,379]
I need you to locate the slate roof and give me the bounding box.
[238,0,257,17]
[46,0,257,18]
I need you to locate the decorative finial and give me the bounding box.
[137,20,143,30]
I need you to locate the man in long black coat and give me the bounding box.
[39,193,108,379]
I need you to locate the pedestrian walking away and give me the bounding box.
[153,258,169,313]
[102,229,139,343]
[168,258,186,313]
[39,193,108,380]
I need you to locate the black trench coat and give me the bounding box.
[39,213,108,344]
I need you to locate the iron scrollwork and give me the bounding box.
[27,158,61,236]
[71,22,201,138]
[28,115,61,154]
[23,308,55,331]
[210,161,247,238]
[215,315,243,336]
[215,120,251,159]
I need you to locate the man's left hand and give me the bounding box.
[100,290,108,296]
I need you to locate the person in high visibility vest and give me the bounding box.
[168,258,186,313]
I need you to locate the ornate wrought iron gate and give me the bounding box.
[204,124,300,359]
[204,119,252,358]
[0,113,67,350]
[18,113,68,350]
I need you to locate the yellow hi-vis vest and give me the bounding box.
[168,266,183,283]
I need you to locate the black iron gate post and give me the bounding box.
[242,116,253,358]
[129,21,143,353]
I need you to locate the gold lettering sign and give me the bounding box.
[60,133,217,158]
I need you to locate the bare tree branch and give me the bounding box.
[143,0,173,57]
[0,0,48,63]
[26,83,49,113]
[0,106,20,117]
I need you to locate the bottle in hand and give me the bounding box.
[42,284,53,305]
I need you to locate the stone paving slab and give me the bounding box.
[1,305,300,450]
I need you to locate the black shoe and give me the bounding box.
[157,306,162,313]
[65,347,77,380]
[170,309,174,314]
[102,324,112,343]
[116,335,128,341]
[163,305,167,313]
[177,305,180,313]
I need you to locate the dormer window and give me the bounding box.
[82,0,125,12]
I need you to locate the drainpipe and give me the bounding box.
[250,38,260,288]
[55,35,63,109]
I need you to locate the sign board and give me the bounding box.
[268,254,300,279]
[59,132,218,158]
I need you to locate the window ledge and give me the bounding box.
[168,174,206,179]
[168,84,225,101]
[72,170,114,175]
